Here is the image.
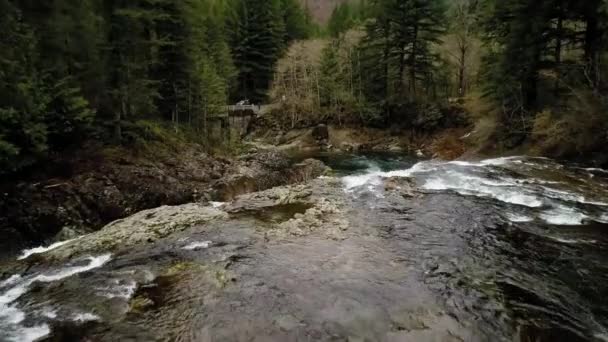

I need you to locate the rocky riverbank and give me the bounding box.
[2,155,608,341]
[249,122,470,160]
[0,145,328,260]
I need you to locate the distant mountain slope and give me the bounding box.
[299,0,349,24]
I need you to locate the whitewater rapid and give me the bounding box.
[342,156,608,227]
[0,254,112,342]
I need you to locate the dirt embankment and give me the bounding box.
[0,145,328,259]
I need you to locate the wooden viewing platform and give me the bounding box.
[226,104,275,116]
[226,104,261,116]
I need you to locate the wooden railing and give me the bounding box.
[227,105,261,113]
[225,104,276,116]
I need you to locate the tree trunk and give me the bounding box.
[554,1,564,95]
[173,83,179,132]
[188,79,192,125]
[523,49,541,111]
[115,98,124,144]
[383,22,391,99]
[458,43,467,97]
[584,8,601,91]
[409,23,419,97]
[398,45,406,93]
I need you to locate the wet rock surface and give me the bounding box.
[211,151,329,201]
[1,155,608,342]
[2,177,479,342]
[0,147,327,260]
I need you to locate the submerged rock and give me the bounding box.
[225,180,348,240]
[44,204,228,261]
[384,176,419,198]
[273,198,349,240]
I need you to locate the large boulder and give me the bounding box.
[289,159,331,183]
[312,124,329,144]
[211,151,329,201]
[43,204,228,261]
[384,177,418,198]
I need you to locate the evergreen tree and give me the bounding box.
[328,3,354,37]
[229,0,286,102]
[178,0,235,130]
[482,0,556,111]
[280,0,311,42]
[18,0,99,147]
[0,0,50,171]
[358,2,392,105]
[319,43,342,109]
[106,0,173,140]
[358,0,446,113]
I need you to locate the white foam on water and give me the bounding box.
[72,312,100,322]
[18,237,80,260]
[342,161,435,191]
[0,254,111,342]
[549,237,598,245]
[210,202,226,208]
[422,174,543,208]
[385,161,436,177]
[594,333,608,342]
[505,213,534,223]
[11,325,51,342]
[540,206,589,225]
[342,167,384,190]
[40,307,57,319]
[539,186,608,207]
[183,241,213,250]
[541,187,586,203]
[597,213,608,224]
[516,179,562,185]
[480,156,523,166]
[581,199,608,207]
[447,156,522,168]
[448,161,479,167]
[97,279,137,300]
[1,275,22,288]
[341,157,608,223]
[586,168,608,174]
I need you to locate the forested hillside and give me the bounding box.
[272,0,608,160]
[0,0,313,174]
[2,0,608,175]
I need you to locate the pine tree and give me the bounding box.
[280,0,311,42]
[319,43,342,109]
[328,3,354,37]
[229,0,308,102]
[178,0,235,132]
[358,2,392,105]
[106,0,173,140]
[481,0,553,111]
[358,0,446,111]
[0,0,50,171]
[17,0,100,146]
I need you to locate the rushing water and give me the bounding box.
[1,154,608,341]
[342,154,608,341]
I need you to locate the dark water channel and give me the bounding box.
[1,153,608,341]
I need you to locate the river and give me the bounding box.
[1,154,608,341]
